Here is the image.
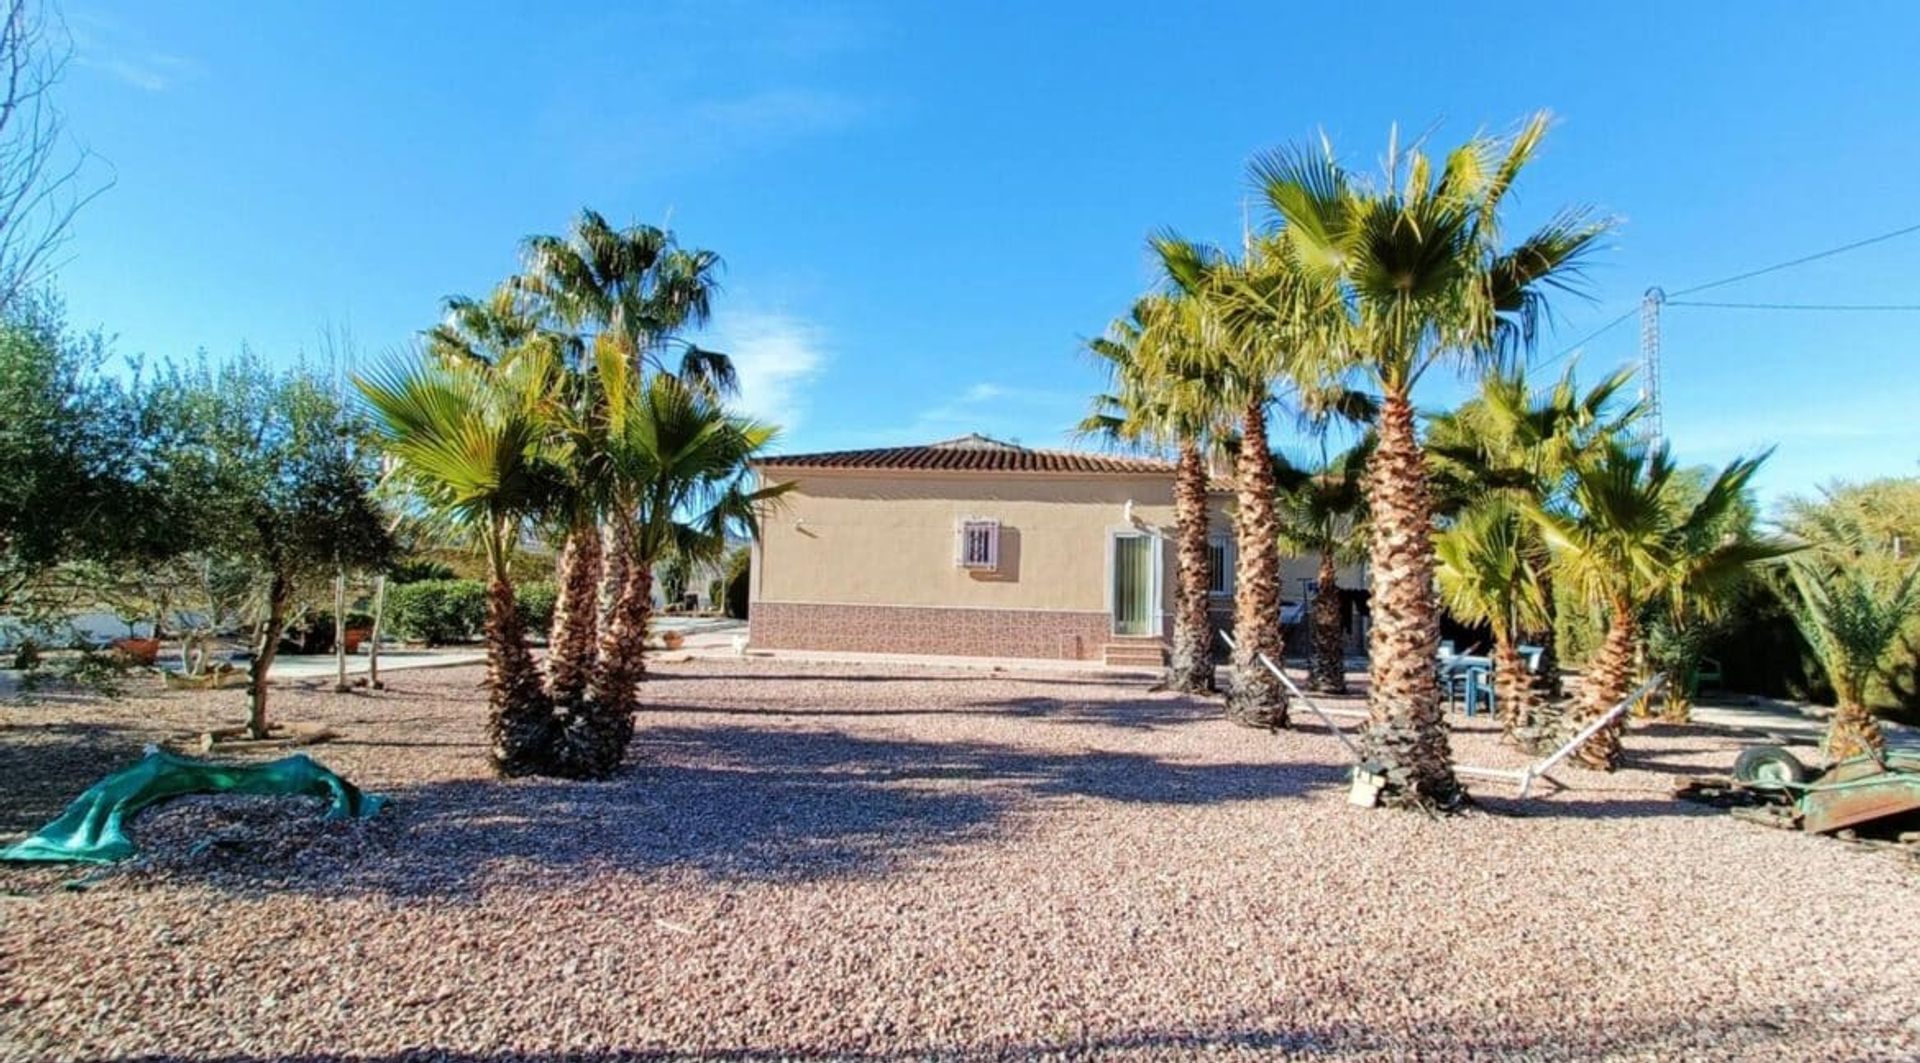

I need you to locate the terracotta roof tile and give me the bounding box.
[756,434,1175,475]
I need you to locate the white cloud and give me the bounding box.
[711,310,827,430]
[70,13,200,92]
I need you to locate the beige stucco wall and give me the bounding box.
[753,467,1181,618]
[752,466,1368,628]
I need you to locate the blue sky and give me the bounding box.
[50,2,1920,502]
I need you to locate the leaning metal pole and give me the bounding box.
[1219,625,1667,799]
[1217,630,1363,760]
[1454,673,1667,798]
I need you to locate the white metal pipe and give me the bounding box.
[1219,629,1669,799]
[1530,673,1665,778]
[1456,672,1667,797]
[1217,630,1362,759]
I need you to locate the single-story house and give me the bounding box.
[748,434,1366,666]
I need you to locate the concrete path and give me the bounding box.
[1688,694,1918,750]
[266,647,487,682]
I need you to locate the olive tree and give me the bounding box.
[139,355,392,736]
[0,294,147,618]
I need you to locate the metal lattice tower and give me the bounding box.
[1639,287,1665,440]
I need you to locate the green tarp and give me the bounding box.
[1,749,388,864]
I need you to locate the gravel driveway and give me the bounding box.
[2,660,1915,1061]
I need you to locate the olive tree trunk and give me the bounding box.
[245,573,293,740]
[366,574,387,690]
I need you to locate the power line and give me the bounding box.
[1669,221,1920,297]
[1667,299,1920,312]
[1535,305,1637,369]
[1533,220,1920,371]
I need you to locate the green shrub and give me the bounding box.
[723,547,750,619]
[515,581,558,637]
[390,558,457,583]
[385,578,558,645]
[385,579,488,645]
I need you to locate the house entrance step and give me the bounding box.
[1102,641,1167,668]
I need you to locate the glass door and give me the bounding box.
[1111,533,1154,636]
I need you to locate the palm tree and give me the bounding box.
[1532,443,1782,770]
[1427,364,1643,702]
[1080,294,1228,694]
[1251,114,1610,802]
[428,286,604,709]
[587,351,785,741]
[1272,437,1371,694]
[516,210,732,709]
[1434,500,1549,742]
[1152,235,1339,728]
[1783,511,1920,760]
[356,353,564,776]
[1639,463,1767,721]
[518,209,732,392]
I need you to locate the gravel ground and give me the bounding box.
[2,659,1916,1062]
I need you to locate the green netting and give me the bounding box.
[1,749,388,864]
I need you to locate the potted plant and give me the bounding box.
[111,636,161,665]
[343,610,375,654]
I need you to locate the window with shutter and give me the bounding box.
[1207,536,1232,596]
[956,519,1000,570]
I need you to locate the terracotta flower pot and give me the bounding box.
[112,637,161,665]
[343,628,371,654]
[662,630,685,651]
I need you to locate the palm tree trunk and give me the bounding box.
[484,567,554,777]
[1570,603,1636,771]
[1525,553,1563,701]
[598,514,628,629]
[1823,697,1885,761]
[1308,549,1346,694]
[1358,392,1458,804]
[545,516,601,707]
[556,516,641,778]
[1490,628,1540,745]
[1225,396,1287,728]
[1167,438,1215,694]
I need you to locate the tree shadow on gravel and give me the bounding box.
[954,693,1215,731]
[655,669,1159,690]
[640,689,1218,732]
[105,990,1883,1062]
[0,719,156,836]
[124,724,1340,902]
